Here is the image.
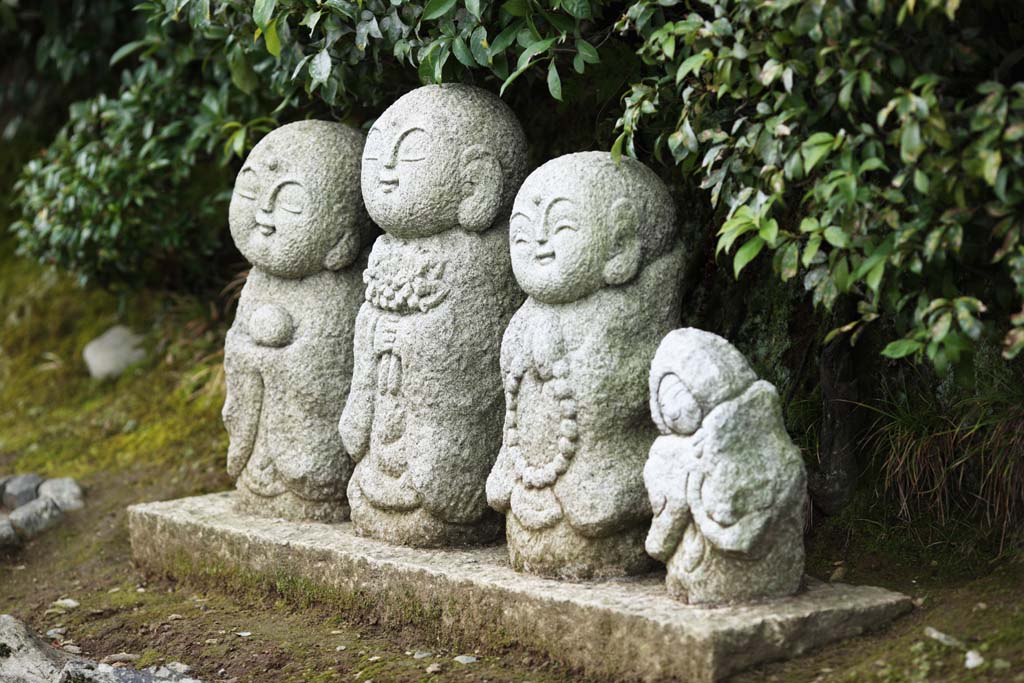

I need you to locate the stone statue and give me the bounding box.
[223,120,374,523]
[644,328,807,605]
[486,152,685,579]
[340,84,528,547]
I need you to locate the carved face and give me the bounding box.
[654,372,702,436]
[510,182,608,304]
[230,137,336,278]
[361,112,459,237]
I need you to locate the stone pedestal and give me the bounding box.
[128,492,912,683]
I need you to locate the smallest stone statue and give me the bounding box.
[644,328,807,605]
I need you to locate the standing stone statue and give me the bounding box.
[223,120,374,523]
[644,328,807,605]
[486,152,685,579]
[340,84,528,547]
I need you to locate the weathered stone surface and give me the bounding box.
[129,492,912,683]
[83,326,146,380]
[224,120,373,523]
[341,84,527,547]
[2,473,42,510]
[58,660,204,682]
[38,478,85,512]
[0,475,12,501]
[0,613,84,683]
[0,516,18,547]
[9,497,63,540]
[486,151,684,579]
[645,328,807,605]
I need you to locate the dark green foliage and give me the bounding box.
[9,13,277,289]
[616,0,1024,367]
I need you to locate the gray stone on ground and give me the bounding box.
[10,497,63,540]
[59,660,204,682]
[2,474,43,509]
[0,475,12,501]
[129,492,913,683]
[39,478,84,512]
[0,613,84,683]
[0,516,18,547]
[83,325,146,380]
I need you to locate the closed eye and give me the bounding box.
[554,222,577,233]
[235,169,258,200]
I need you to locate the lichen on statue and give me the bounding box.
[486,151,686,579]
[340,84,528,547]
[223,120,374,523]
[644,328,808,605]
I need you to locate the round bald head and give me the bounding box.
[510,151,677,304]
[649,328,757,436]
[229,120,370,278]
[361,84,528,238]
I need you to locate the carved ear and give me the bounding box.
[458,145,503,232]
[603,197,641,286]
[324,229,359,271]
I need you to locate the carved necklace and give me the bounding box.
[505,350,580,490]
[364,251,449,314]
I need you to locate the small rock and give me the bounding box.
[425,663,444,674]
[453,655,477,664]
[828,566,847,582]
[234,632,251,638]
[973,602,988,611]
[2,473,43,509]
[10,497,63,540]
[83,325,146,380]
[52,598,81,610]
[167,614,185,621]
[912,597,927,608]
[0,516,19,548]
[204,638,219,645]
[413,651,432,659]
[39,478,84,512]
[965,650,984,669]
[102,652,140,664]
[107,588,121,594]
[924,626,965,650]
[62,645,82,654]
[47,627,68,639]
[368,656,381,662]
[166,661,191,674]
[336,646,347,652]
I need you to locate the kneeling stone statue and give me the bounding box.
[644,328,807,605]
[223,120,374,522]
[487,152,685,578]
[340,84,528,547]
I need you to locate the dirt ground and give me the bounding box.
[1,247,1022,683]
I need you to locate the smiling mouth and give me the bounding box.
[535,252,555,265]
[379,178,399,193]
[258,224,276,237]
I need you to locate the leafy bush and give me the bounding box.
[10,18,276,288]
[616,0,1024,368]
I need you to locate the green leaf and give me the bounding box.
[733,236,765,278]
[779,241,799,281]
[470,26,490,66]
[517,37,557,71]
[799,217,821,233]
[610,132,625,162]
[560,0,591,19]
[801,133,835,173]
[490,24,519,55]
[900,121,924,163]
[422,0,458,21]
[823,226,851,248]
[264,18,281,58]
[309,48,332,90]
[881,339,923,359]
[676,51,709,85]
[466,0,481,20]
[452,37,475,67]
[109,40,149,67]
[300,10,322,35]
[576,38,599,64]
[499,61,532,95]
[759,217,779,246]
[501,0,529,17]
[227,45,258,95]
[253,0,276,30]
[913,168,929,194]
[547,60,562,101]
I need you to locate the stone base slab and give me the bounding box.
[128,493,912,682]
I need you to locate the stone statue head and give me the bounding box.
[509,152,677,305]
[360,84,528,238]
[229,120,372,279]
[649,328,758,436]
